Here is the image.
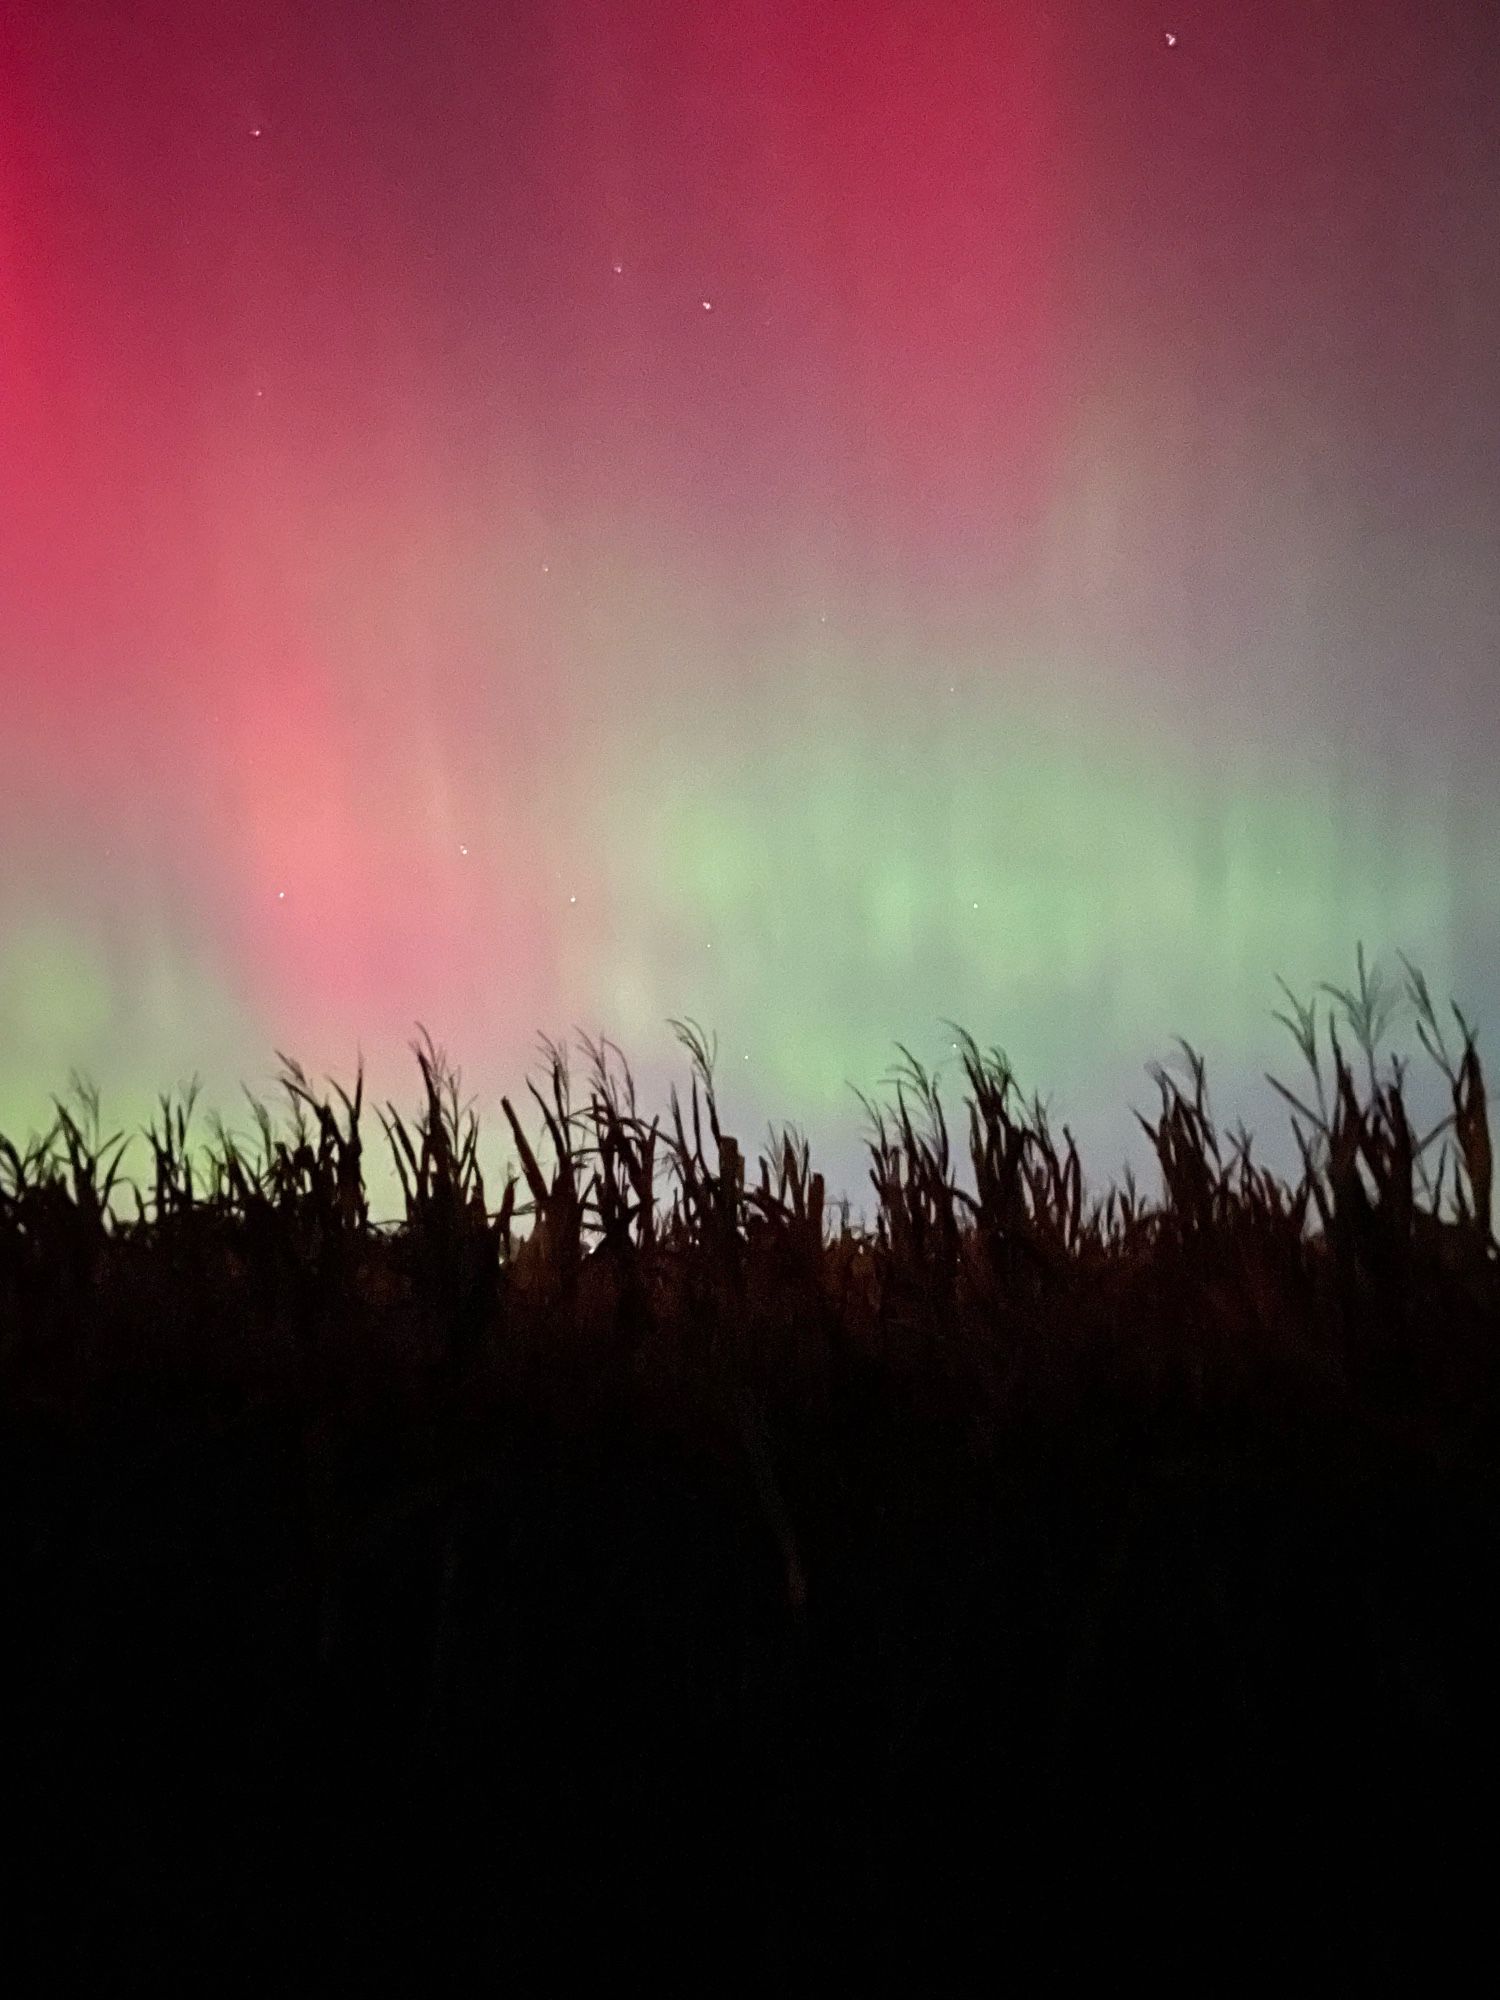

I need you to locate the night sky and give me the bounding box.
[3,0,1497,1223]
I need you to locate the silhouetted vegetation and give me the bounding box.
[4,946,1498,1987]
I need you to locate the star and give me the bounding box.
[613,263,623,274]
[250,126,263,137]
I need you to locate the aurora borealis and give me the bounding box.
[2,1,1497,1224]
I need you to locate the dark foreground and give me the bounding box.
[9,1362,1495,1991]
[4,986,1498,1987]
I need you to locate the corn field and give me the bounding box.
[3,945,1497,1988]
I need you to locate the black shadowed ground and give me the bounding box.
[4,953,1498,1989]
